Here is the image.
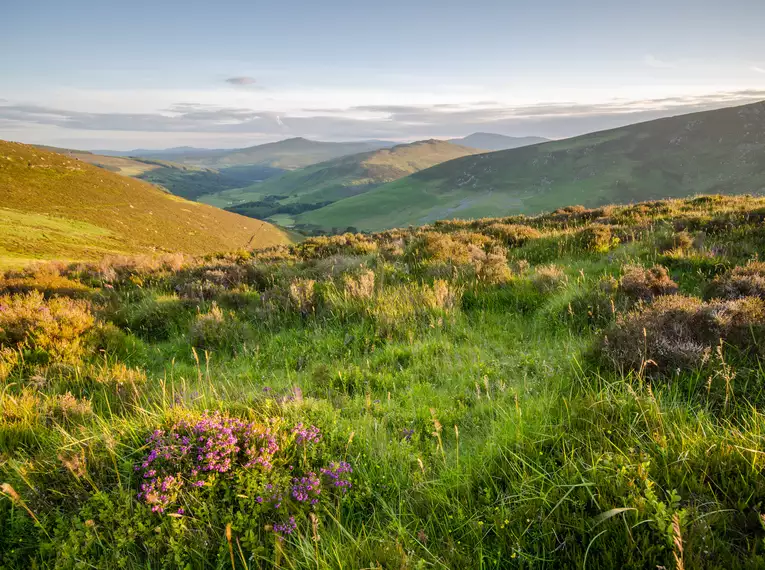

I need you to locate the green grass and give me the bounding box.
[2,195,765,568]
[298,100,765,232]
[0,140,291,265]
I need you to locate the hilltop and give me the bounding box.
[0,141,290,266]
[298,100,765,232]
[202,139,482,225]
[451,132,550,150]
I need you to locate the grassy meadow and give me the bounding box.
[2,195,765,568]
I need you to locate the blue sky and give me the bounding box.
[1,0,764,149]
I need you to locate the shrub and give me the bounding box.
[293,233,377,260]
[656,231,694,253]
[531,264,567,293]
[619,265,678,302]
[134,412,352,538]
[471,248,512,285]
[289,279,316,316]
[0,291,94,362]
[344,269,375,300]
[189,303,251,352]
[600,295,765,375]
[483,223,542,247]
[404,232,472,265]
[576,224,618,253]
[112,295,191,341]
[708,262,765,300]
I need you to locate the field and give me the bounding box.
[2,195,765,568]
[0,141,291,266]
[298,101,765,232]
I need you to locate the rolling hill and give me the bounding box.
[34,145,255,201]
[0,141,290,266]
[201,140,482,224]
[138,137,395,170]
[451,133,550,151]
[298,100,765,232]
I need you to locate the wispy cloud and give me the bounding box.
[752,66,765,74]
[2,90,764,145]
[224,76,259,86]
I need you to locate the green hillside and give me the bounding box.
[0,141,290,266]
[202,140,482,224]
[451,132,550,150]
[299,100,765,232]
[141,137,393,170]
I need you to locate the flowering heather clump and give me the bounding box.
[291,473,321,504]
[135,412,352,530]
[321,461,353,493]
[292,423,322,444]
[273,516,298,535]
[136,412,280,512]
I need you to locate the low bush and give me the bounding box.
[483,223,542,247]
[600,294,765,375]
[531,264,567,293]
[619,264,678,302]
[0,291,94,362]
[575,224,618,253]
[189,303,252,353]
[707,261,765,300]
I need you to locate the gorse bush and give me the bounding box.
[0,291,94,362]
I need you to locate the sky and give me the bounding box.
[1,0,765,150]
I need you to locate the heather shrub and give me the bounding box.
[133,412,352,541]
[0,291,94,362]
[708,262,765,300]
[293,233,377,259]
[619,265,678,302]
[656,230,694,253]
[344,269,376,300]
[483,223,542,247]
[189,303,252,353]
[0,263,91,297]
[289,279,316,316]
[471,247,512,285]
[404,232,470,266]
[531,264,567,293]
[600,295,765,375]
[575,224,618,253]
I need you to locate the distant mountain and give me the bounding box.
[132,137,397,171]
[297,100,765,232]
[0,141,290,265]
[209,139,482,223]
[451,133,550,151]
